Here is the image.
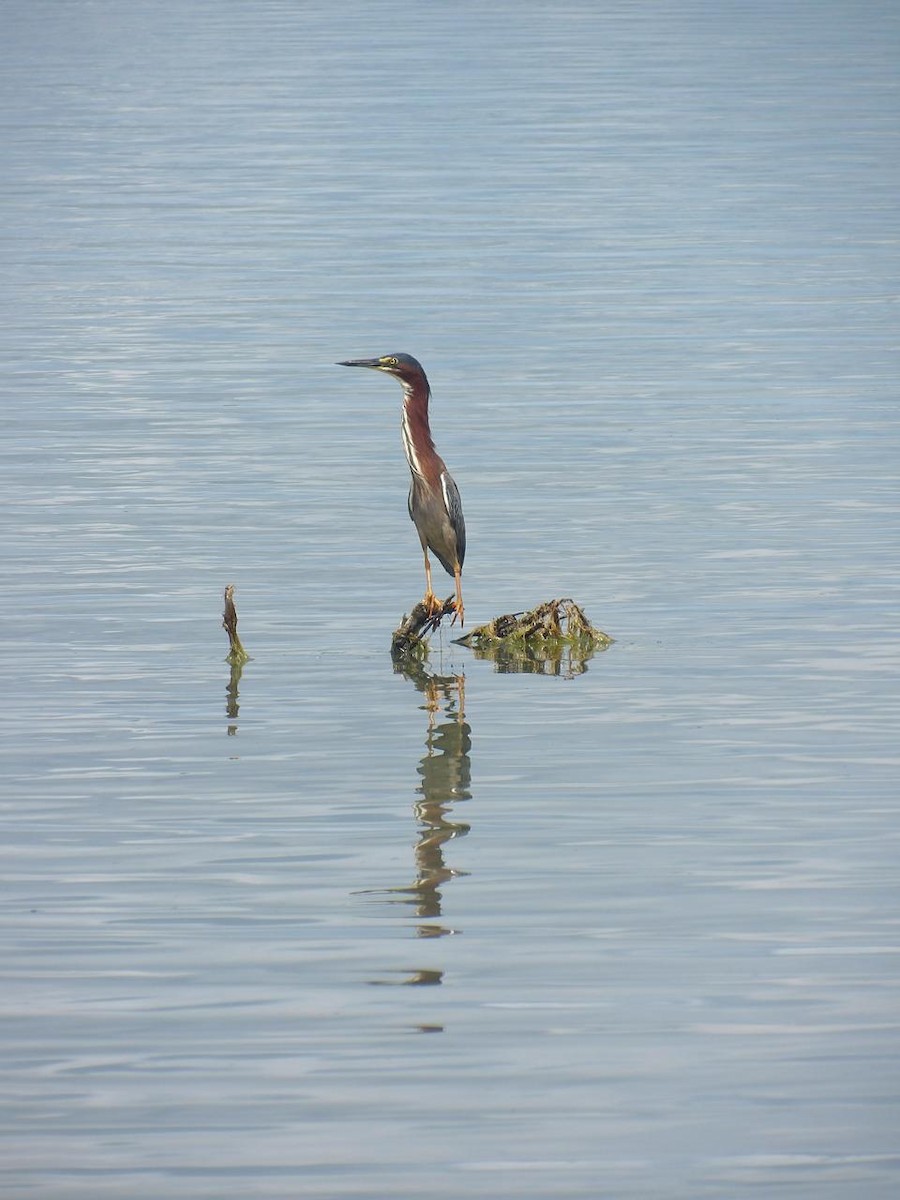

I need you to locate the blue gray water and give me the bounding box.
[2,2,898,1197]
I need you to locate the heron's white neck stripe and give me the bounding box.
[400,393,424,478]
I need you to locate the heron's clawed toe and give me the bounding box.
[422,591,443,617]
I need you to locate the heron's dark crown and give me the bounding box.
[377,353,422,373]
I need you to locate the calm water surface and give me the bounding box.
[2,2,899,1197]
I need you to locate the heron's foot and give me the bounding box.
[419,590,461,631]
[422,590,444,618]
[450,598,465,628]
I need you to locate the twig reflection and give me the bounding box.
[224,659,244,736]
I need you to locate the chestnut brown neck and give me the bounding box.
[400,377,445,484]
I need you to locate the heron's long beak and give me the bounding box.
[337,357,383,370]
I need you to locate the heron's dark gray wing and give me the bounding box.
[440,471,466,569]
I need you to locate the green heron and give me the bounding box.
[338,353,466,626]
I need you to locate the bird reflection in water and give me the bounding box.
[392,659,471,932]
[366,659,471,990]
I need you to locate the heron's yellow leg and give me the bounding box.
[422,552,441,615]
[451,565,465,627]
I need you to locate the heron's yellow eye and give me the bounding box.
[384,357,399,367]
